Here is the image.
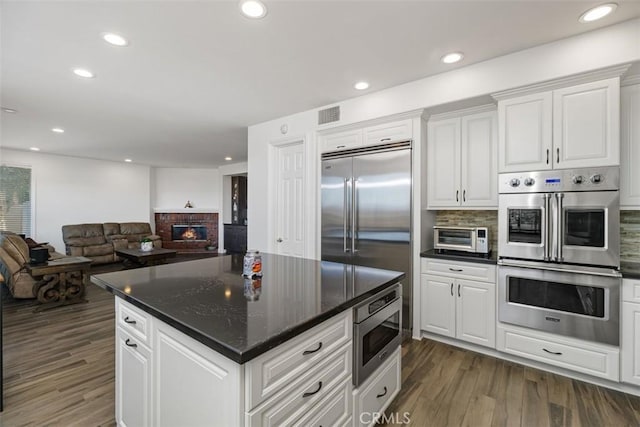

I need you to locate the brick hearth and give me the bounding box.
[155,212,218,252]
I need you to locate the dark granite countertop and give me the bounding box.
[91,253,403,364]
[621,261,640,280]
[420,249,498,265]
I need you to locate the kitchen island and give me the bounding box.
[91,253,404,426]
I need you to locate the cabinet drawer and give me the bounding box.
[623,279,640,303]
[354,347,401,427]
[245,310,352,409]
[246,343,351,427]
[364,119,413,146]
[292,377,352,427]
[117,298,151,346]
[421,258,496,283]
[497,325,619,381]
[321,129,363,152]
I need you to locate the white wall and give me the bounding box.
[153,168,221,210]
[247,19,640,253]
[0,148,152,252]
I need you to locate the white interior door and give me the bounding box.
[275,142,305,257]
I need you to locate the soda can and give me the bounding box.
[244,277,262,301]
[243,250,262,278]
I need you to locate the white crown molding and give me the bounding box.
[316,108,425,136]
[427,104,496,122]
[491,64,632,100]
[622,74,640,87]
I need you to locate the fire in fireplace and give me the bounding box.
[172,225,207,241]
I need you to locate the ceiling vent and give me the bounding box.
[318,106,340,125]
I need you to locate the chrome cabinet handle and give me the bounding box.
[276,238,283,243]
[336,145,346,149]
[450,283,453,296]
[546,149,549,164]
[124,316,136,324]
[449,268,463,272]
[380,138,391,142]
[543,348,562,356]
[302,381,322,398]
[463,190,466,202]
[556,148,560,164]
[458,284,461,298]
[456,190,459,202]
[302,342,323,355]
[125,338,137,348]
[376,386,388,399]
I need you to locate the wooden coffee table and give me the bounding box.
[115,248,178,268]
[25,256,92,310]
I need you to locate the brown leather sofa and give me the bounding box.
[62,222,162,264]
[0,231,65,298]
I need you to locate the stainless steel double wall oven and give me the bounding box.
[498,166,621,345]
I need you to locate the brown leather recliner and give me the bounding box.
[0,231,65,298]
[62,222,162,264]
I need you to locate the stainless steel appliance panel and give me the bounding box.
[498,263,620,345]
[499,193,549,261]
[321,157,353,264]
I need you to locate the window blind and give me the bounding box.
[0,165,32,237]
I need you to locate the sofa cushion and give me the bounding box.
[103,222,121,237]
[119,222,153,236]
[0,233,29,266]
[62,224,107,246]
[82,243,114,257]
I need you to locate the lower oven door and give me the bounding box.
[498,264,620,345]
[353,297,402,387]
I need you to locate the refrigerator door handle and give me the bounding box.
[352,179,359,253]
[344,178,351,253]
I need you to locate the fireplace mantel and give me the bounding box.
[154,208,219,214]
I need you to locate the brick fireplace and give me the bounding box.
[155,211,218,252]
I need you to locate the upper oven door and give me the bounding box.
[499,193,549,261]
[558,191,619,267]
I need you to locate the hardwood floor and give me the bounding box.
[1,273,639,426]
[384,339,640,427]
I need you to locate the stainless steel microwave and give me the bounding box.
[433,226,490,254]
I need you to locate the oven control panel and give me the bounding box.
[499,166,619,193]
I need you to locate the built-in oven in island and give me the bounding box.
[353,284,402,387]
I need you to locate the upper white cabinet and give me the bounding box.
[621,82,640,208]
[320,118,413,154]
[496,76,621,172]
[427,107,497,208]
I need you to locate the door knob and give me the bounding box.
[276,238,283,243]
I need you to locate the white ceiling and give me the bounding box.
[2,1,639,168]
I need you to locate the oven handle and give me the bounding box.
[556,193,564,262]
[498,259,622,278]
[355,296,402,337]
[543,193,551,262]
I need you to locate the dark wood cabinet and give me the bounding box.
[231,176,247,226]
[224,224,247,254]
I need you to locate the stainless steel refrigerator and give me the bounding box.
[321,141,412,333]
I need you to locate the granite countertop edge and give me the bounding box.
[92,272,404,365]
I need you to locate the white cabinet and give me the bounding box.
[621,83,640,208]
[320,118,413,154]
[622,279,640,386]
[116,328,152,427]
[320,129,363,153]
[420,259,496,348]
[427,108,497,208]
[497,77,620,172]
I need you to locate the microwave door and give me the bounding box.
[558,191,620,267]
[498,193,549,261]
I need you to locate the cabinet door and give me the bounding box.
[621,84,640,207]
[498,92,552,172]
[455,279,496,348]
[154,321,242,427]
[321,129,363,153]
[622,301,640,386]
[553,77,620,169]
[420,274,455,337]
[427,118,461,208]
[116,329,152,427]
[461,110,498,207]
[363,119,412,147]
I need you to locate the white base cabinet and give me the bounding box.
[116,328,152,427]
[420,259,496,349]
[622,279,640,386]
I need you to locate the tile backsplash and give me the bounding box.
[435,210,499,252]
[434,209,640,263]
[621,210,640,263]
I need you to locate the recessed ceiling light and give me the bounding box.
[441,52,464,64]
[30,147,40,151]
[240,0,267,18]
[225,157,233,161]
[124,158,133,163]
[73,68,95,78]
[102,32,129,46]
[354,81,370,90]
[579,3,617,23]
[51,127,65,133]
[1,107,17,113]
